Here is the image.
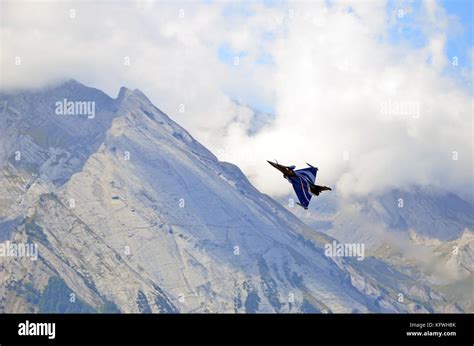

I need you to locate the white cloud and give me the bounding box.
[1,0,472,201]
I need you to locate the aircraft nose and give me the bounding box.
[267,160,278,168]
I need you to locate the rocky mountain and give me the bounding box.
[0,80,462,313]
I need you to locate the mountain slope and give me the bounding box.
[0,80,461,313]
[295,187,473,311]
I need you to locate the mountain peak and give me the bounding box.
[56,78,95,93]
[62,78,82,86]
[117,86,133,100]
[116,86,151,104]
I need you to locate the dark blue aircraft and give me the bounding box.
[267,160,332,209]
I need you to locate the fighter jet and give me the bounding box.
[267,160,332,209]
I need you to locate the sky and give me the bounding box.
[1,0,473,202]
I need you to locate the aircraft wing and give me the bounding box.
[290,176,312,209]
[295,166,318,184]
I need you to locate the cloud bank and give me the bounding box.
[1,0,472,201]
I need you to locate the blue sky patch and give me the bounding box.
[385,0,428,49]
[441,0,473,69]
[217,43,247,65]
